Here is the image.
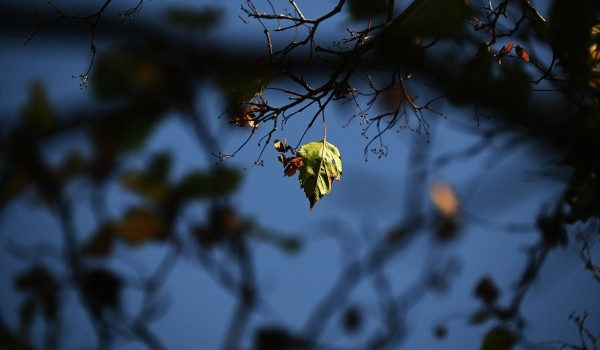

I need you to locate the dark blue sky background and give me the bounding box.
[1,1,599,349]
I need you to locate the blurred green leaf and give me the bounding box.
[481,327,516,350]
[176,167,241,200]
[347,0,387,21]
[404,0,472,39]
[19,81,55,134]
[121,153,171,201]
[217,61,278,104]
[114,207,166,245]
[250,226,302,254]
[165,6,222,32]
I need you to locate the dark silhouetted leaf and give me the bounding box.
[82,224,116,257]
[0,170,30,208]
[78,268,121,318]
[14,265,60,323]
[17,298,36,340]
[433,324,448,339]
[474,276,499,306]
[254,327,311,350]
[341,305,362,333]
[537,211,568,247]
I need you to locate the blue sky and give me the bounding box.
[1,1,599,349]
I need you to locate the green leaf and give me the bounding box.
[297,140,342,210]
[176,167,241,201]
[121,153,171,201]
[217,62,278,104]
[481,327,516,350]
[114,207,166,245]
[165,6,222,32]
[20,81,55,133]
[347,0,387,21]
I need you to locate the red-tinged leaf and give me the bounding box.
[499,42,513,57]
[494,42,513,64]
[284,157,304,177]
[515,45,530,62]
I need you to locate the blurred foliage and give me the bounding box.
[1,0,600,349]
[165,6,222,33]
[347,0,387,21]
[481,327,516,350]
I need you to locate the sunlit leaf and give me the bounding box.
[231,107,260,129]
[515,45,530,62]
[481,327,516,350]
[274,138,293,153]
[297,140,342,210]
[494,42,513,64]
[114,207,166,245]
[430,180,460,218]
